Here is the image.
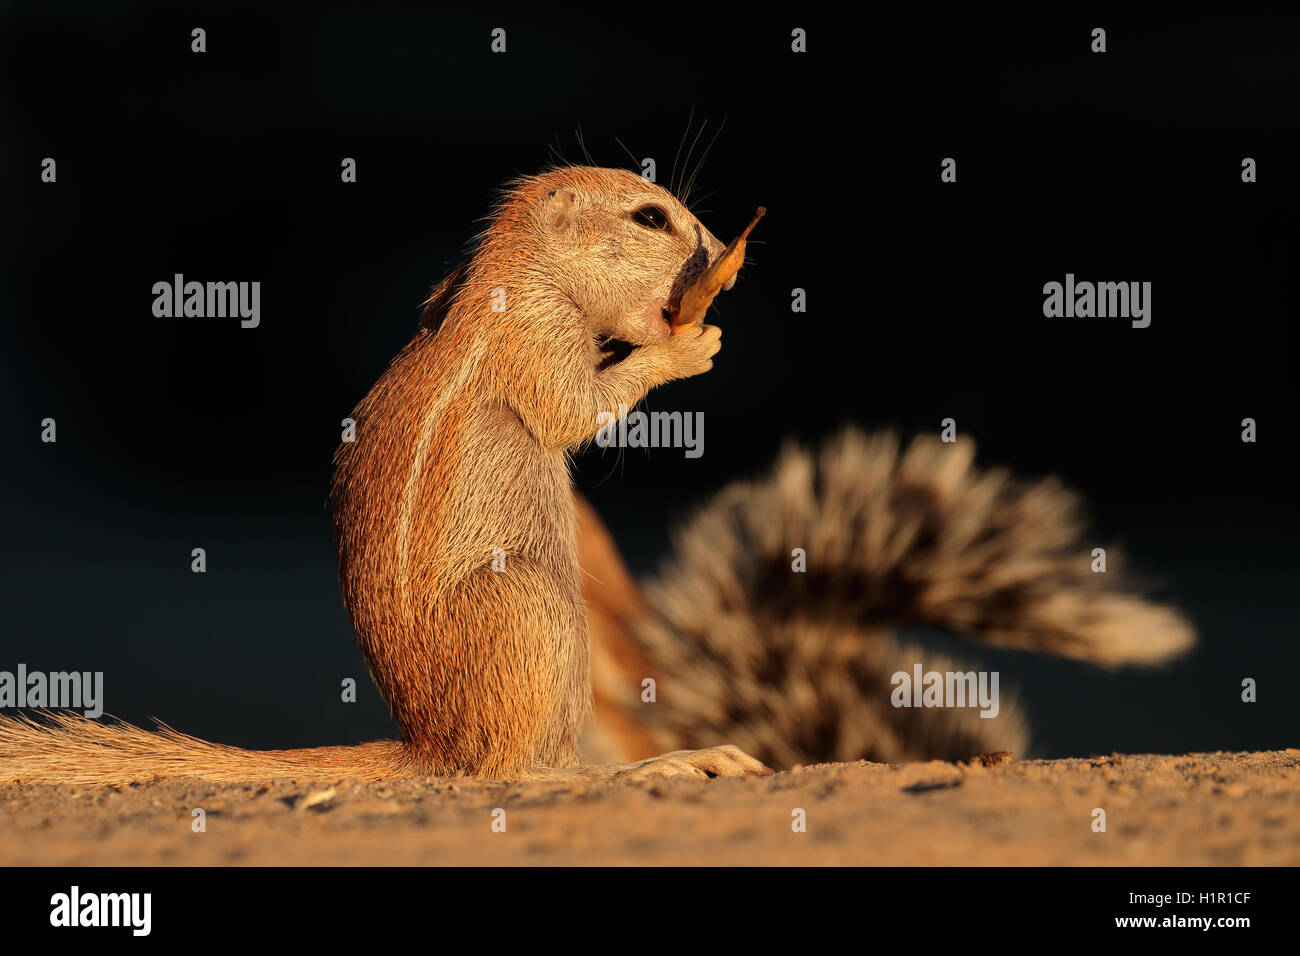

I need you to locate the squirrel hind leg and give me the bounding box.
[406,557,589,778]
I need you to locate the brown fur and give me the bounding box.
[0,167,769,786]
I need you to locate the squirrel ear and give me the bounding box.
[544,187,577,231]
[420,260,470,332]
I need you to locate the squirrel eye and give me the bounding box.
[632,205,671,230]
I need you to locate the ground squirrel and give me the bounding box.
[329,165,769,781]
[0,166,771,784]
[0,167,1195,785]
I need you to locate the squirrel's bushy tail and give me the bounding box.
[0,712,412,785]
[587,428,1194,768]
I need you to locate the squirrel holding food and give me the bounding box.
[0,166,1192,784]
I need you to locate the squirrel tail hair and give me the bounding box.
[0,711,413,785]
[584,427,1195,768]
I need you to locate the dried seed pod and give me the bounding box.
[670,206,765,334]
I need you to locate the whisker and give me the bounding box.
[546,136,569,169]
[683,115,726,207]
[677,118,710,205]
[687,187,720,210]
[613,135,641,175]
[670,105,695,197]
[574,126,596,166]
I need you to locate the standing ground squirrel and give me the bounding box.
[0,166,771,784]
[329,165,770,781]
[0,167,1195,785]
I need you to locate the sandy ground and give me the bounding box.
[1,750,1297,865]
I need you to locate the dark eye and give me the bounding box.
[632,205,671,230]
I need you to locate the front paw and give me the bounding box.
[655,323,722,381]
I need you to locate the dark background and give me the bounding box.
[1,3,1296,758]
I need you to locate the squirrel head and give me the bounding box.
[504,166,732,346]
